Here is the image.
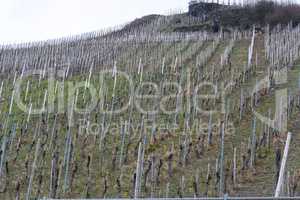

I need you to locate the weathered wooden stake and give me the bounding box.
[275,132,292,197]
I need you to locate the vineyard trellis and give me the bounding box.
[0,5,300,199]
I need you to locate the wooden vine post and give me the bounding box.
[219,121,225,196]
[275,132,292,197]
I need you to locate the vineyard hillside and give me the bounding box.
[0,1,300,199]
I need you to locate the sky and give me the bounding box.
[0,0,189,44]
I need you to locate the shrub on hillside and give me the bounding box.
[219,1,300,29]
[265,5,300,27]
